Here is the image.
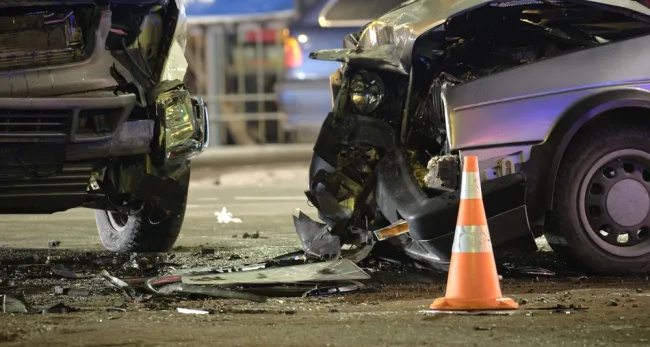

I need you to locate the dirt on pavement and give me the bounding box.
[1,247,650,347]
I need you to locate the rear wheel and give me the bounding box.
[546,123,650,274]
[95,170,190,252]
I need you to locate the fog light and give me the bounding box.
[349,70,384,113]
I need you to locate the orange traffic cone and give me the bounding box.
[430,156,518,311]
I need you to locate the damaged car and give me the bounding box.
[305,0,650,274]
[0,0,208,252]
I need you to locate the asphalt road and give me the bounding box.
[2,165,650,346]
[0,165,314,254]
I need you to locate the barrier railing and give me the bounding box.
[185,21,297,146]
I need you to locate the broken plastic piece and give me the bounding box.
[215,207,242,224]
[293,210,341,260]
[374,221,409,241]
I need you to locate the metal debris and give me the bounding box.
[293,210,341,260]
[101,269,144,302]
[153,283,267,303]
[42,303,79,314]
[215,207,242,224]
[51,265,92,279]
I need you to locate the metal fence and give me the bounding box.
[185,20,295,146]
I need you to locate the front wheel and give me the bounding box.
[546,123,650,274]
[95,170,190,252]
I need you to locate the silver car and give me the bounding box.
[305,0,650,274]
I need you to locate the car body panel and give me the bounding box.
[445,33,650,150]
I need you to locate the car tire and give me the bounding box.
[95,170,190,252]
[546,122,650,274]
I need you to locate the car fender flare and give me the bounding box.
[540,88,650,210]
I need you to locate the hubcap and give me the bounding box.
[579,149,650,257]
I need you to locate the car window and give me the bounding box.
[324,0,407,22]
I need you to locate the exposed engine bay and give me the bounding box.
[303,0,650,271]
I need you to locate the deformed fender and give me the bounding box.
[527,88,650,217]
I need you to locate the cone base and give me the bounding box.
[430,296,519,311]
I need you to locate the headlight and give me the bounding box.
[349,71,384,113]
[160,0,189,82]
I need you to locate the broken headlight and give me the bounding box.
[156,89,207,162]
[349,70,384,114]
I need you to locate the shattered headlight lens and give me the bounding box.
[349,71,384,113]
[157,90,196,157]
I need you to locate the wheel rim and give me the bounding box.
[107,211,128,232]
[579,149,650,257]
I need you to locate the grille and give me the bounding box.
[0,163,93,198]
[0,9,87,70]
[0,109,71,142]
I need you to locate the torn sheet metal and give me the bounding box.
[293,210,341,260]
[181,259,370,285]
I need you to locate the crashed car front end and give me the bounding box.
[304,0,650,270]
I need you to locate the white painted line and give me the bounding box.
[186,204,203,209]
[234,196,306,201]
[197,197,221,202]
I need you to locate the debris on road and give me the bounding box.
[177,308,211,315]
[54,287,90,297]
[151,282,267,303]
[215,207,242,224]
[42,303,79,314]
[181,259,370,286]
[48,241,61,248]
[292,210,341,260]
[1,295,27,314]
[51,265,92,279]
[242,231,260,239]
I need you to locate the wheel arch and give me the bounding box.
[535,88,650,213]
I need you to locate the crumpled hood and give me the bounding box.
[309,0,650,74]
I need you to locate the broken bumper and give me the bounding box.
[309,112,537,267]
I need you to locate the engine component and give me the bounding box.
[424,155,459,191]
[0,8,89,70]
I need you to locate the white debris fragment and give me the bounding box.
[215,207,242,224]
[177,308,210,315]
